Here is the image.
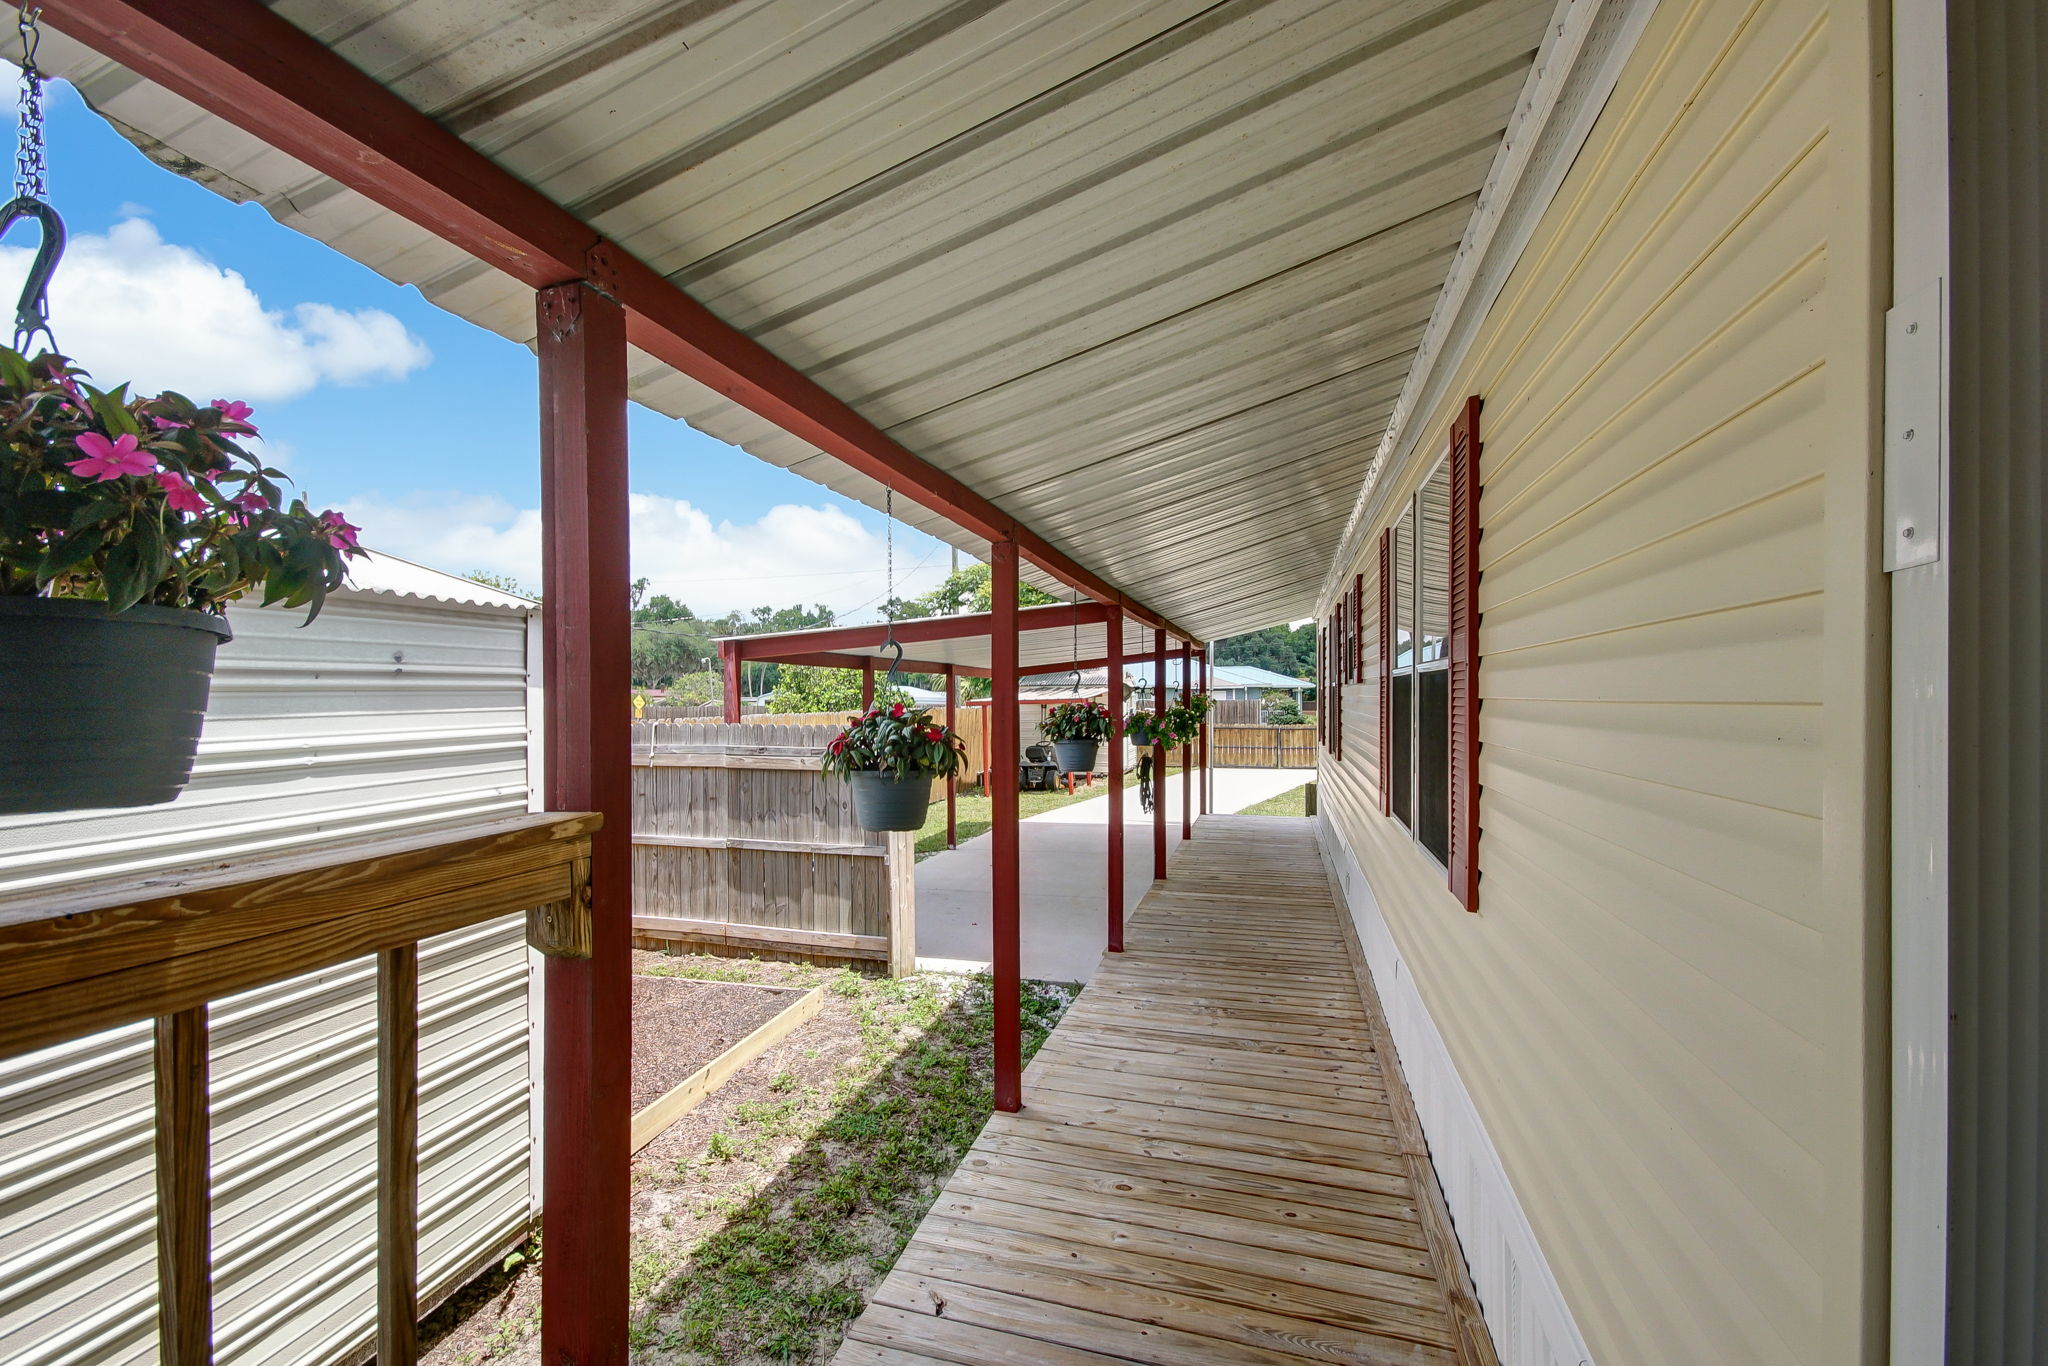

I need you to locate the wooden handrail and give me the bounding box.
[0,810,601,1366]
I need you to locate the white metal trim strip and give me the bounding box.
[1318,808,1594,1366]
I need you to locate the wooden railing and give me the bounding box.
[0,811,601,1366]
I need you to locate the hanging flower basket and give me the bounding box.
[0,350,360,813]
[1040,699,1111,775]
[846,770,936,832]
[0,597,231,813]
[820,700,967,832]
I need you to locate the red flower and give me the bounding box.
[925,726,942,741]
[891,702,906,718]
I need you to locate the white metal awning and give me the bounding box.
[40,0,1558,641]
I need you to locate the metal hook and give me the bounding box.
[0,194,61,353]
[881,637,905,687]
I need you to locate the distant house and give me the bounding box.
[1126,660,1310,706]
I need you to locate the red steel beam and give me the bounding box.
[719,641,741,723]
[860,659,875,711]
[1106,607,1125,954]
[943,667,958,851]
[1196,647,1204,819]
[45,0,1196,643]
[989,541,1023,1113]
[738,649,974,677]
[1180,641,1193,842]
[536,281,632,1366]
[1152,628,1168,882]
[721,602,1110,662]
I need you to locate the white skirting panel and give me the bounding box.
[1318,810,1595,1366]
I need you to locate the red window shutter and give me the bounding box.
[1329,609,1342,760]
[1446,396,1483,911]
[1377,527,1392,816]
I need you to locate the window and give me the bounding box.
[1388,461,1453,864]
[1368,395,1481,908]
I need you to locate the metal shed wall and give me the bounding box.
[0,587,537,1366]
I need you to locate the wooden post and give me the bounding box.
[720,640,741,723]
[154,1006,212,1366]
[990,539,1022,1112]
[1106,607,1125,952]
[885,830,916,977]
[377,944,420,1366]
[1180,641,1193,841]
[861,658,875,710]
[944,666,958,849]
[536,279,632,1366]
[1153,628,1168,881]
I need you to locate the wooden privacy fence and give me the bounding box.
[1209,724,1317,769]
[630,721,916,973]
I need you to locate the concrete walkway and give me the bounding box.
[913,767,1309,982]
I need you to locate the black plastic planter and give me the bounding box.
[1052,738,1100,776]
[847,770,935,832]
[0,597,232,814]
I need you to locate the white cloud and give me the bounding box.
[0,217,431,401]
[337,490,955,618]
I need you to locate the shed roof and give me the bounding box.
[38,0,1556,642]
[338,550,538,612]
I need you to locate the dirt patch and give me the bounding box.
[420,954,1074,1366]
[631,976,798,1112]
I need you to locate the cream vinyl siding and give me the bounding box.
[1319,0,1885,1363]
[0,589,538,1366]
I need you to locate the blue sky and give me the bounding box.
[5,82,954,618]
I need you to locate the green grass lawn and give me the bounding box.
[1241,781,1312,817]
[914,760,1195,859]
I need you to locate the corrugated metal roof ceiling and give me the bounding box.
[42,0,1554,642]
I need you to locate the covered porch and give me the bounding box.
[10,1,1592,1363]
[840,814,1491,1366]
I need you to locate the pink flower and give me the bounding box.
[155,471,207,514]
[317,509,362,552]
[211,398,258,432]
[66,432,157,481]
[150,414,189,431]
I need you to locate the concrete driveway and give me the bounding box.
[913,768,1310,982]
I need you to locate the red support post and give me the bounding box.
[861,658,875,710]
[1196,647,1208,817]
[990,541,1023,1112]
[536,280,632,1366]
[944,666,959,850]
[1106,607,1126,953]
[720,641,741,723]
[1180,641,1193,841]
[1153,628,1168,881]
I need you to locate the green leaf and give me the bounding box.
[86,387,141,437]
[103,534,154,612]
[36,525,104,582]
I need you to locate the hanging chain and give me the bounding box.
[15,8,43,203]
[884,486,894,613]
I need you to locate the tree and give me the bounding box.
[629,627,709,689]
[892,563,1058,618]
[1262,690,1307,726]
[462,569,536,600]
[1216,623,1315,680]
[769,665,910,716]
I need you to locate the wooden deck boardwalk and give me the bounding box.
[833,814,1497,1366]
